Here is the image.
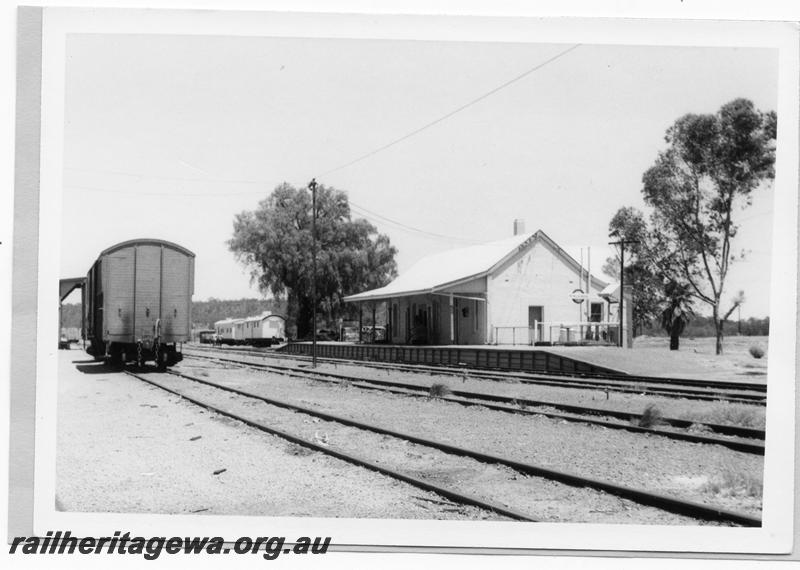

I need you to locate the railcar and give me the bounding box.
[197,329,216,344]
[244,312,286,346]
[214,312,286,346]
[84,239,195,368]
[213,318,241,345]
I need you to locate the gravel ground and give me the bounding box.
[176,359,764,519]
[187,349,767,429]
[150,371,706,525]
[56,351,501,520]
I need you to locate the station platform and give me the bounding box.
[283,342,623,377]
[281,338,769,383]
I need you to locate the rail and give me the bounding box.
[494,321,620,346]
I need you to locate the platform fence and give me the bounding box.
[494,321,620,346]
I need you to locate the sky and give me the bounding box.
[59,34,778,318]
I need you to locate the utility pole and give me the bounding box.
[309,178,318,368]
[608,236,639,348]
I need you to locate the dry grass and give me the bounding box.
[683,402,765,429]
[702,466,763,498]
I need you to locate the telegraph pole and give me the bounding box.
[309,178,318,368]
[608,236,638,348]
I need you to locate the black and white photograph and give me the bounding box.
[8,4,800,561]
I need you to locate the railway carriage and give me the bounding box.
[244,312,286,346]
[213,313,286,346]
[213,318,241,345]
[84,239,195,368]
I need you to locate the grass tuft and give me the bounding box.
[428,383,452,399]
[638,404,664,428]
[749,345,765,359]
[702,467,763,498]
[684,402,765,429]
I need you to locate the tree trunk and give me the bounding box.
[669,331,680,351]
[296,294,313,339]
[713,306,724,355]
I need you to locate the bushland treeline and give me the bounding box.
[60,298,288,331]
[639,315,769,338]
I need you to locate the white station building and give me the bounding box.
[344,226,623,346]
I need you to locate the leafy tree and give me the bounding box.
[228,182,397,338]
[641,98,776,354]
[602,207,663,336]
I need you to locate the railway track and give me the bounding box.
[186,344,767,405]
[183,351,765,454]
[124,366,761,526]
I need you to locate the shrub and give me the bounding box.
[429,383,452,399]
[702,468,763,498]
[638,404,664,428]
[749,345,765,359]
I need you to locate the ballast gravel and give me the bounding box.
[177,357,764,519]
[190,350,767,429]
[56,352,497,520]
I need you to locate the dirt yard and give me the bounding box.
[545,335,769,381]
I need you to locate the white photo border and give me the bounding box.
[30,7,799,553]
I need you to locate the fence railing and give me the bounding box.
[493,321,620,346]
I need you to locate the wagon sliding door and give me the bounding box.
[104,250,135,342]
[161,246,193,342]
[133,244,163,342]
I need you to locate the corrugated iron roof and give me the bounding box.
[344,230,608,303]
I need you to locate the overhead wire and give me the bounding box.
[348,201,481,243]
[65,44,582,242]
[317,44,581,177]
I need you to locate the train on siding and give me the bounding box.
[213,312,286,347]
[83,239,195,368]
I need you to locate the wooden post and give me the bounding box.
[449,293,455,344]
[358,302,363,343]
[371,303,376,343]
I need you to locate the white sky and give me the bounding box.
[59,35,778,318]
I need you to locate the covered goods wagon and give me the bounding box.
[84,239,195,368]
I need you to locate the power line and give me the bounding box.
[66,173,484,242]
[64,183,265,197]
[65,166,267,186]
[65,181,480,244]
[349,201,480,243]
[318,44,581,177]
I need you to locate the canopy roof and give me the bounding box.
[599,282,621,303]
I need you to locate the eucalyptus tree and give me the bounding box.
[641,99,776,354]
[229,182,397,338]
